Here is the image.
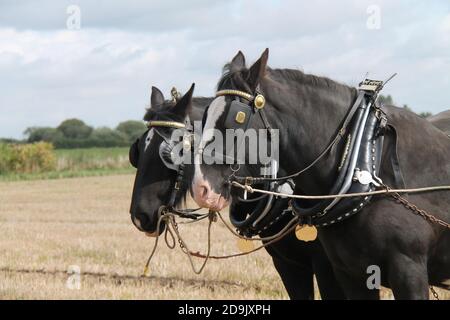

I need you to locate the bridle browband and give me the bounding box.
[147,120,186,129]
[216,89,253,101]
[216,89,266,110]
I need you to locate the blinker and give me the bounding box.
[223,100,253,130]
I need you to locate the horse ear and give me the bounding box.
[247,48,269,91]
[151,86,165,108]
[229,50,246,71]
[171,83,195,117]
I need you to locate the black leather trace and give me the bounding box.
[292,94,386,227]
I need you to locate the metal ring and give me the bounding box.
[230,163,241,173]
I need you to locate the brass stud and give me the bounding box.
[235,111,246,124]
[254,94,266,109]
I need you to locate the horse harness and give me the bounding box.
[214,78,407,233]
[130,115,201,219]
[200,88,293,237]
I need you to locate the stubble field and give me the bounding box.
[0,175,288,299]
[0,175,447,299]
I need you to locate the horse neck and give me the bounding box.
[262,75,357,194]
[190,97,213,122]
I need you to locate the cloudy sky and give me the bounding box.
[0,0,449,138]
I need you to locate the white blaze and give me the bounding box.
[144,128,154,151]
[194,96,227,184]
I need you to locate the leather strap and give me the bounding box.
[387,124,407,190]
[331,91,366,153]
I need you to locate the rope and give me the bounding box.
[142,207,301,275]
[167,213,213,274]
[233,132,341,184]
[143,210,214,276]
[186,212,299,260]
[231,181,450,200]
[143,182,450,276]
[142,212,166,276]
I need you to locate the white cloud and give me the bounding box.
[0,0,449,138]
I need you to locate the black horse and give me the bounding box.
[129,85,344,299]
[191,49,450,299]
[129,85,208,233]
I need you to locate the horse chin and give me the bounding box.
[210,196,229,211]
[144,223,165,237]
[142,219,166,237]
[145,231,159,238]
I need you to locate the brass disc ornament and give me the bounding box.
[254,94,266,109]
[237,239,255,253]
[295,225,318,242]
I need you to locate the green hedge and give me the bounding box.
[24,119,147,149]
[0,142,56,174]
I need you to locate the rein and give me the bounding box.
[231,181,450,201]
[143,206,300,276]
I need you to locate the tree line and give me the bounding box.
[0,95,433,149]
[23,119,147,149]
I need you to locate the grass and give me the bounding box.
[0,175,447,299]
[0,147,134,181]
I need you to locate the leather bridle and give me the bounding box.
[203,80,385,233]
[144,119,205,220]
[146,120,190,209]
[203,89,286,236]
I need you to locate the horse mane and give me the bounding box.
[217,63,248,91]
[143,100,176,121]
[143,97,211,122]
[217,63,354,96]
[268,68,353,93]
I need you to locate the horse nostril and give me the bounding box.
[200,185,209,199]
[131,215,144,231]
